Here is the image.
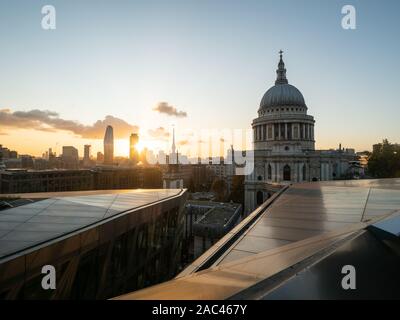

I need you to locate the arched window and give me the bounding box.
[283,165,291,181]
[302,164,306,181]
[268,164,272,180]
[256,191,264,206]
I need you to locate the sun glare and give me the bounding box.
[114,139,129,157]
[135,140,145,153]
[114,139,145,157]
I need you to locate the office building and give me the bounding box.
[61,146,79,169]
[129,133,139,164]
[83,144,91,167]
[103,125,114,165]
[0,169,93,194]
[0,167,162,194]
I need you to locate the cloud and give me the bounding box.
[153,102,187,118]
[178,140,189,146]
[148,127,170,140]
[0,109,138,139]
[80,115,139,139]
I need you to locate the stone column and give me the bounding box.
[306,124,309,140]
[272,124,274,140]
[260,125,263,141]
[264,124,267,141]
[278,123,281,140]
[291,123,294,140]
[285,123,288,140]
[263,125,266,141]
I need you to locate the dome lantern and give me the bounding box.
[275,50,288,85]
[259,51,306,110]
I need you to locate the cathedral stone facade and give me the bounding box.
[244,52,356,213]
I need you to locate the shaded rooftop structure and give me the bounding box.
[115,178,400,300]
[0,188,188,299]
[0,189,183,260]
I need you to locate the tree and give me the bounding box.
[368,139,400,178]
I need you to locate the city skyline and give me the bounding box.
[1,1,400,303]
[1,0,400,157]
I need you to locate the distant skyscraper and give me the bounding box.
[62,146,78,159]
[83,144,91,166]
[97,152,104,163]
[103,126,114,165]
[62,146,79,169]
[129,133,139,163]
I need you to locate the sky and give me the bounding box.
[0,0,399,157]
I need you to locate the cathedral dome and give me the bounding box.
[259,51,306,109]
[260,84,305,108]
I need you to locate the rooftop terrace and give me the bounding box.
[114,178,400,299]
[197,178,400,268]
